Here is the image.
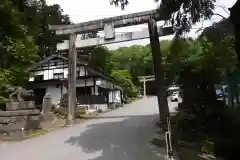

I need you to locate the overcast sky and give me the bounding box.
[46,0,236,49]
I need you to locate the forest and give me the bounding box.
[0,0,71,101]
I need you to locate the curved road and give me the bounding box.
[0,97,168,160]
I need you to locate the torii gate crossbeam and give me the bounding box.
[49,9,160,35]
[57,27,173,50]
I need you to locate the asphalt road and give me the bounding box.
[0,96,177,160]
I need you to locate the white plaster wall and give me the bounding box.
[62,86,67,95]
[79,66,85,76]
[29,65,87,81]
[53,68,64,74]
[46,85,67,105]
[63,68,68,78]
[29,77,34,82]
[43,70,50,80]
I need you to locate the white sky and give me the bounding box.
[47,0,236,49]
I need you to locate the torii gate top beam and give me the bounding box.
[49,9,161,35]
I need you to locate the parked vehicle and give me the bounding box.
[216,90,224,99]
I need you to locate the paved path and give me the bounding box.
[0,97,172,160]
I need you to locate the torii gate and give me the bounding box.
[138,75,156,97]
[49,9,173,124]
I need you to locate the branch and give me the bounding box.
[214,5,230,15]
[213,13,227,20]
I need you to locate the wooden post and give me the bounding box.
[143,78,146,97]
[67,33,77,125]
[148,18,169,123]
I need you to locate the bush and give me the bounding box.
[175,104,240,159]
[110,70,138,97]
[213,106,240,159]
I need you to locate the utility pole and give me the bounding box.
[66,33,77,125]
[148,18,169,123]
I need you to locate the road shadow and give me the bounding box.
[65,114,166,160]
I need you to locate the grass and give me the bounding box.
[29,129,48,138]
[0,129,49,142]
[127,97,137,103]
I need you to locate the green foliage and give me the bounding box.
[110,45,154,84]
[127,97,137,103]
[0,0,70,101]
[158,0,215,35]
[101,34,237,97]
[88,46,112,73]
[89,45,155,96]
[200,19,234,42]
[0,0,40,101]
[110,70,137,97]
[171,33,238,160]
[110,0,215,35]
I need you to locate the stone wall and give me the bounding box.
[0,101,41,135]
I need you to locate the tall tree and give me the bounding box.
[110,0,215,35]
[110,0,240,63]
[11,0,71,58]
[0,0,72,101]
[0,0,39,101]
[229,0,240,63]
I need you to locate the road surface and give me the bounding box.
[0,96,177,160]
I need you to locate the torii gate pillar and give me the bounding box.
[66,33,77,125]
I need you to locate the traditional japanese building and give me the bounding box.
[27,55,123,111]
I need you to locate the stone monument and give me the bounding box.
[41,92,53,121]
[0,86,41,135]
[7,86,35,110]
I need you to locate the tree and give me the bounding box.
[110,0,215,35]
[230,0,240,63]
[110,45,154,84]
[34,2,71,58]
[200,18,234,43]
[0,0,72,102]
[11,0,71,58]
[110,0,240,63]
[88,46,112,72]
[110,70,137,97]
[0,0,39,101]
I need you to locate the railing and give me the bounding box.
[165,116,174,159]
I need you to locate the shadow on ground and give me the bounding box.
[65,114,166,160]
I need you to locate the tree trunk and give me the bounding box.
[235,84,240,104]
[148,18,169,123]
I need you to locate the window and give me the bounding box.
[34,75,44,81]
[53,73,64,79]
